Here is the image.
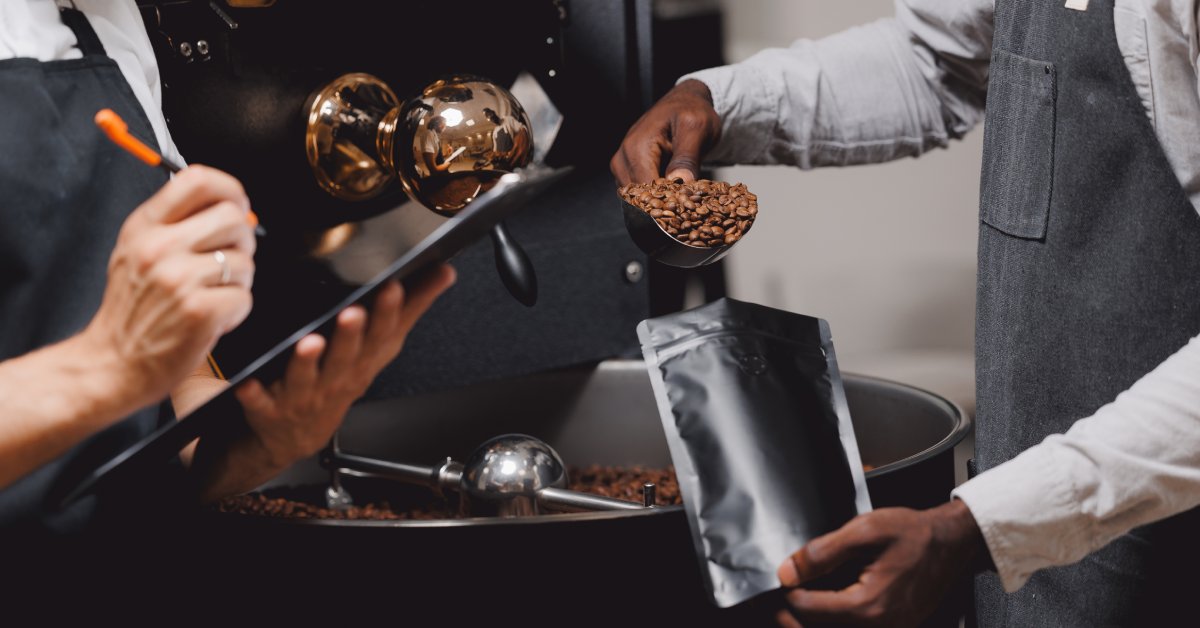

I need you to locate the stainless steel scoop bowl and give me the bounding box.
[621,198,734,268]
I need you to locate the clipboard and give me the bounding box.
[60,165,571,508]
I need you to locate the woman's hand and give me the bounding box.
[233,266,456,473]
[84,165,255,411]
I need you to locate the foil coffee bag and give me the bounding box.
[638,298,871,608]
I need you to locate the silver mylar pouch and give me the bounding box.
[638,298,871,608]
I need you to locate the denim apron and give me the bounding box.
[973,0,1200,624]
[0,7,172,535]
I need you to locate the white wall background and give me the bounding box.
[710,0,983,412]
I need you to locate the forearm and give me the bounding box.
[0,333,141,489]
[954,334,1200,592]
[685,4,991,168]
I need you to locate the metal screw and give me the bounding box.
[178,41,193,58]
[546,36,554,45]
[548,69,557,78]
[196,40,210,56]
[624,260,644,283]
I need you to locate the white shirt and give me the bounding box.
[684,0,1200,593]
[0,0,183,165]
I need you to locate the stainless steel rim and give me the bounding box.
[850,373,971,479]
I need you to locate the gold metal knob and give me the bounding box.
[304,73,399,202]
[389,75,533,215]
[305,73,533,214]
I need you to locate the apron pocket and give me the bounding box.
[979,50,1057,240]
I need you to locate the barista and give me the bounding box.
[0,1,454,531]
[614,0,1200,625]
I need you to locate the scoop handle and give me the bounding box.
[490,222,538,307]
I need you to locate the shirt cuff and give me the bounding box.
[678,63,782,165]
[952,445,1083,593]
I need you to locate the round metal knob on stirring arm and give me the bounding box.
[459,434,567,517]
[320,434,648,516]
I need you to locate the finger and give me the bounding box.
[321,306,366,375]
[140,165,249,225]
[610,147,634,187]
[284,334,325,390]
[195,250,255,290]
[663,113,709,182]
[665,167,697,184]
[150,247,254,292]
[396,264,456,333]
[235,378,277,418]
[363,280,404,350]
[175,200,257,256]
[184,285,254,337]
[774,608,804,628]
[609,151,628,188]
[782,516,889,586]
[785,585,873,624]
[627,136,668,184]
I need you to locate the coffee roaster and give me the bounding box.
[137,0,659,395]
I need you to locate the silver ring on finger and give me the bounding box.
[213,250,232,286]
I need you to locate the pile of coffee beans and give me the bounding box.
[619,178,758,247]
[570,465,681,505]
[216,494,451,521]
[217,465,682,521]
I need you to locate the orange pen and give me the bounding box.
[94,108,265,237]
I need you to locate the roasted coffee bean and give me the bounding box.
[619,179,759,249]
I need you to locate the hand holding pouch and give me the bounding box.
[638,298,871,608]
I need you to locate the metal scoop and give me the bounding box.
[321,434,647,517]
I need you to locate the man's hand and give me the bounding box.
[775,501,988,628]
[610,79,721,186]
[82,165,255,411]
[226,266,456,484]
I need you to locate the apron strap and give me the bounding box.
[58,8,108,58]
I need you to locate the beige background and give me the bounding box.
[708,0,984,413]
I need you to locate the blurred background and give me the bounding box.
[663,0,984,415]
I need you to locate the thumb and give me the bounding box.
[779,516,885,587]
[663,115,710,183]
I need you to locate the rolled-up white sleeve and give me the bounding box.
[680,0,994,168]
[954,334,1200,592]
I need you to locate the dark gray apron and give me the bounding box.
[974,0,1200,625]
[0,8,173,535]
